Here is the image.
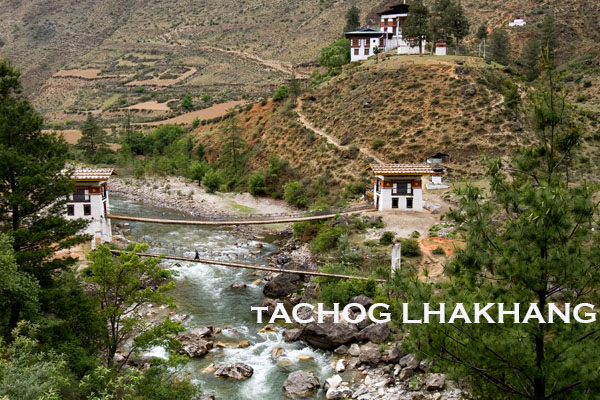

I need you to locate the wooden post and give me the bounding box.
[391,242,401,277]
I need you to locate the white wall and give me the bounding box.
[350,37,382,62]
[65,184,112,247]
[397,38,424,55]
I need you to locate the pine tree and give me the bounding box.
[0,59,88,330]
[443,1,470,55]
[521,37,542,81]
[489,27,511,65]
[78,114,108,155]
[476,23,488,58]
[540,14,558,56]
[503,80,521,120]
[402,2,431,55]
[219,113,247,173]
[344,6,361,33]
[390,52,600,400]
[429,0,452,53]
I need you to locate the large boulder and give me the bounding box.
[283,328,302,342]
[260,298,278,316]
[178,338,212,358]
[282,370,321,398]
[356,323,390,344]
[348,295,373,312]
[300,319,358,350]
[359,342,382,366]
[263,273,301,297]
[399,353,420,370]
[214,363,254,380]
[326,387,353,400]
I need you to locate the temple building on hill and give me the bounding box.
[345,28,385,62]
[377,1,423,54]
[366,163,440,211]
[64,168,117,247]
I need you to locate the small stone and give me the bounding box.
[335,358,346,373]
[229,282,247,289]
[334,345,348,355]
[399,354,420,370]
[202,363,216,374]
[399,368,415,381]
[271,346,285,359]
[425,373,445,391]
[282,370,320,398]
[324,374,343,391]
[348,343,361,357]
[238,340,250,348]
[297,355,313,361]
[283,328,302,342]
[259,324,276,333]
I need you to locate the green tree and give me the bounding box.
[402,2,431,55]
[489,27,511,65]
[521,38,542,81]
[344,6,360,33]
[219,114,247,173]
[248,172,266,195]
[188,160,210,185]
[0,59,88,329]
[289,72,302,104]
[202,169,224,193]
[476,23,488,58]
[503,80,521,119]
[283,181,307,207]
[540,14,558,56]
[78,114,108,155]
[392,53,599,400]
[319,38,350,74]
[180,94,193,110]
[0,234,39,334]
[443,1,470,55]
[83,244,182,369]
[0,323,75,399]
[429,0,452,52]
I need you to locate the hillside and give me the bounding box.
[1,0,599,128]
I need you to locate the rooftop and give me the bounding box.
[345,27,385,36]
[366,163,436,175]
[68,168,117,181]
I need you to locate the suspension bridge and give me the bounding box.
[107,204,374,226]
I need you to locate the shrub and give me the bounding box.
[191,117,200,128]
[284,181,307,207]
[400,238,421,257]
[273,86,289,101]
[371,138,385,150]
[202,169,224,193]
[411,230,421,238]
[247,172,266,195]
[432,246,446,255]
[312,226,344,253]
[189,160,210,185]
[380,231,395,245]
[180,94,193,110]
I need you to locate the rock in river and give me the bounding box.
[299,315,358,350]
[282,370,321,398]
[178,338,212,358]
[214,363,254,380]
[263,273,301,297]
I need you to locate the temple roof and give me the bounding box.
[69,168,117,181]
[345,27,385,36]
[366,163,436,175]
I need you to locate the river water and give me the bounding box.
[111,196,333,399]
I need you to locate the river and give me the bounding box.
[111,196,333,399]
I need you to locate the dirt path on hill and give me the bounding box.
[296,98,384,163]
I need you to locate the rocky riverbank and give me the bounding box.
[109,175,293,220]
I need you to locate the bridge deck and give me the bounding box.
[110,250,386,283]
[107,208,373,225]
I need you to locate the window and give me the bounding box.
[392,182,412,195]
[407,198,413,209]
[364,48,369,55]
[72,188,89,202]
[354,49,359,55]
[376,179,381,192]
[84,204,91,216]
[392,198,399,209]
[67,205,74,216]
[352,38,359,47]
[379,37,384,47]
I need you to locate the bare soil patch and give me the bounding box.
[139,100,246,126]
[126,100,175,112]
[126,67,197,87]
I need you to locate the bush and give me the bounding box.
[317,266,378,305]
[411,230,421,238]
[312,226,344,253]
[191,117,200,128]
[202,169,224,193]
[432,246,446,255]
[400,238,421,257]
[371,138,385,150]
[248,172,266,195]
[273,86,289,101]
[284,181,307,207]
[189,160,210,185]
[380,231,395,245]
